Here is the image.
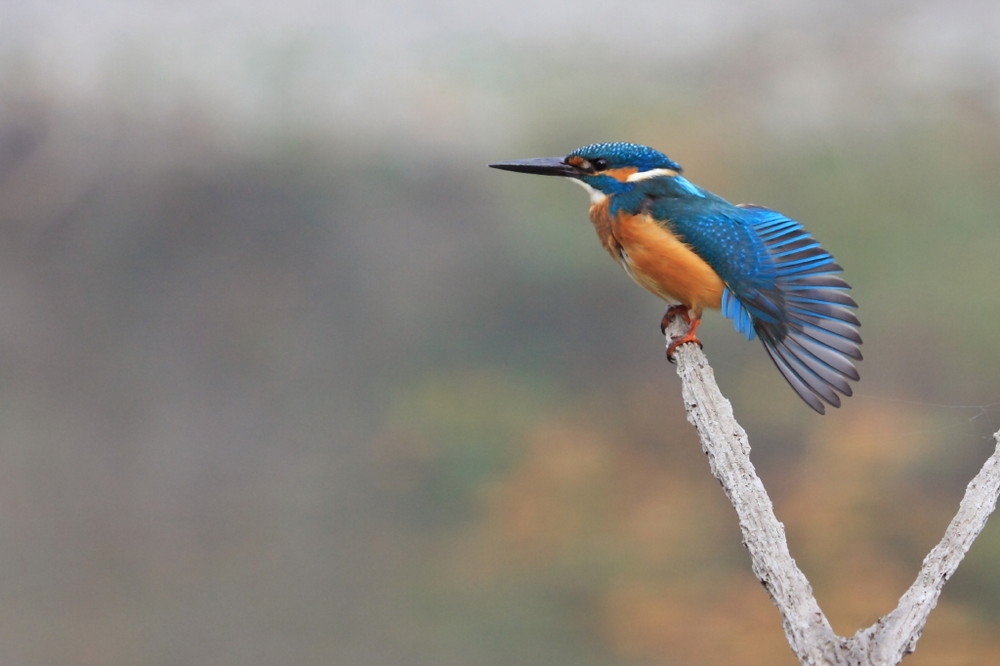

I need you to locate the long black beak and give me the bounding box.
[488,157,578,177]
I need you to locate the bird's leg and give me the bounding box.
[661,305,704,362]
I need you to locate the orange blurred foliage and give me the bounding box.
[443,393,1000,664]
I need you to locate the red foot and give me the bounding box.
[662,306,703,362]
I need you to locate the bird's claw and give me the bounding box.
[666,335,704,362]
[659,304,692,335]
[662,305,703,360]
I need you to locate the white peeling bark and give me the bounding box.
[664,316,1000,665]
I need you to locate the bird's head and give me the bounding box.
[489,142,685,203]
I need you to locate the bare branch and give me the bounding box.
[663,315,1000,665]
[858,432,1000,664]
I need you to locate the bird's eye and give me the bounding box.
[592,158,609,171]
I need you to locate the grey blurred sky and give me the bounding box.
[9,0,1000,145]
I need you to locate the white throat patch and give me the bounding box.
[568,177,607,204]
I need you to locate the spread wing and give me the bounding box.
[647,198,862,414]
[728,205,861,413]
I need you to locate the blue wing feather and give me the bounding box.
[644,192,861,413]
[727,204,861,413]
[721,289,755,340]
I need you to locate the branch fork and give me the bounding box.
[663,316,1000,665]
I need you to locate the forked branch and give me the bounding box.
[664,316,1000,666]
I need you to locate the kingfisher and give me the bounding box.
[489,142,861,414]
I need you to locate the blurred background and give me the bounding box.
[2,0,1000,664]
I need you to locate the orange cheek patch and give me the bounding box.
[603,167,638,182]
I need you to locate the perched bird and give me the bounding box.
[489,142,861,413]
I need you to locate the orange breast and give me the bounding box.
[590,202,724,314]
